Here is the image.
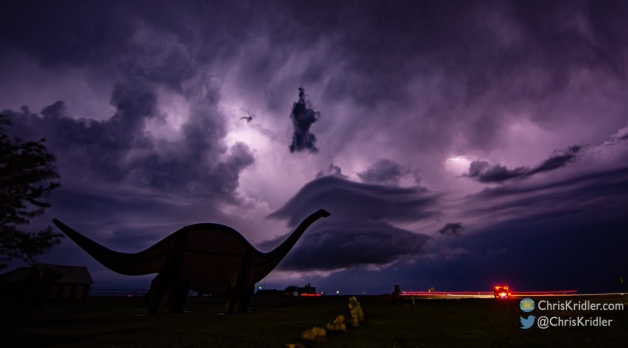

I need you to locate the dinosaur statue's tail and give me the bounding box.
[53,219,165,275]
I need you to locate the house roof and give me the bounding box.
[35,263,94,284]
[0,263,93,284]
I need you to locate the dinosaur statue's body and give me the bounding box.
[52,209,330,314]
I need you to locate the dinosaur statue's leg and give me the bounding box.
[225,251,252,314]
[147,274,167,315]
[162,281,189,314]
[237,285,254,312]
[227,289,240,314]
[224,289,236,314]
[226,284,254,313]
[169,281,190,313]
[147,273,188,314]
[148,229,189,314]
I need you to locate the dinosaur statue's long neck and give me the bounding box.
[256,209,329,274]
[52,219,166,275]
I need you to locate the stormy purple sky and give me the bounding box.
[1,0,627,294]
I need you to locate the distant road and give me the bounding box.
[400,291,627,299]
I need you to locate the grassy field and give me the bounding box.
[1,295,626,347]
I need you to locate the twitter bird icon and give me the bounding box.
[520,315,536,329]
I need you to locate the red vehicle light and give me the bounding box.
[494,285,511,299]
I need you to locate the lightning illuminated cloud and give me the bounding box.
[1,0,627,294]
[466,145,584,183]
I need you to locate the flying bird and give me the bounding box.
[240,114,254,123]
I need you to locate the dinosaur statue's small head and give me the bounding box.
[317,209,331,218]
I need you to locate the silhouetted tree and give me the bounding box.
[0,114,62,270]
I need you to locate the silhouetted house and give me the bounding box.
[0,263,93,303]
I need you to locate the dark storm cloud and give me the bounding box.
[3,81,158,179]
[1,0,264,200]
[0,1,255,92]
[268,176,440,227]
[300,162,628,292]
[2,0,628,295]
[405,212,628,293]
[437,222,464,237]
[266,174,440,272]
[466,145,584,183]
[528,145,584,175]
[432,134,628,292]
[0,1,131,67]
[256,205,628,294]
[260,219,429,271]
[289,88,321,153]
[3,0,628,156]
[3,81,254,199]
[468,165,628,220]
[467,161,528,183]
[358,159,419,185]
[294,1,628,155]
